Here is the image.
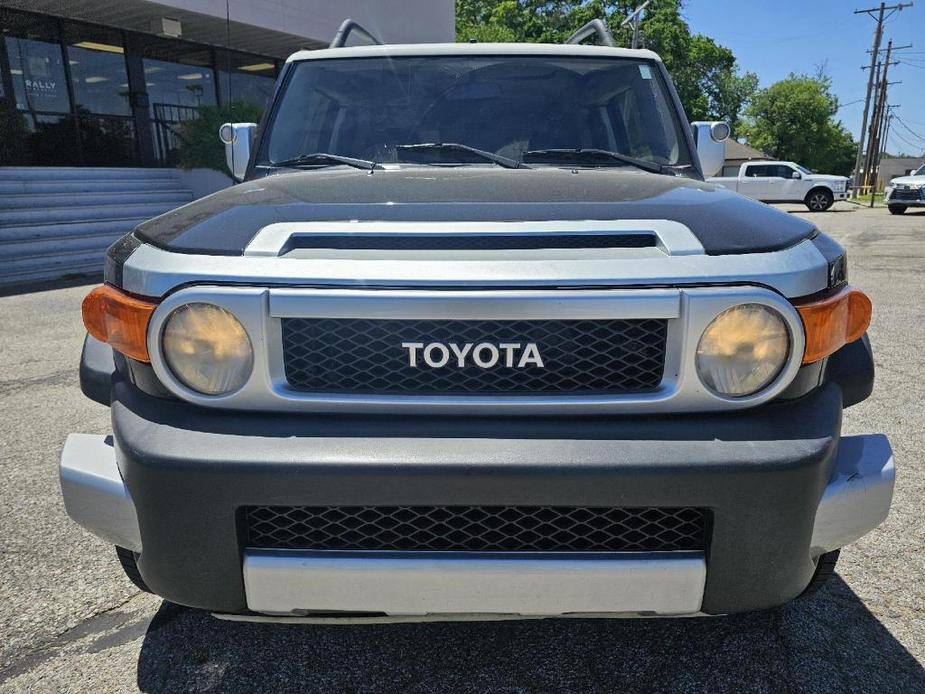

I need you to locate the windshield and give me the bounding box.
[259,55,691,169]
[916,165,925,176]
[796,164,814,175]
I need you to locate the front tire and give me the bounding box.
[799,549,840,597]
[805,188,834,212]
[115,546,153,593]
[889,205,907,215]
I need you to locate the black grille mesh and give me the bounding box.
[243,505,708,552]
[890,188,923,201]
[282,318,667,394]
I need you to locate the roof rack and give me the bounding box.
[565,19,616,48]
[330,19,383,49]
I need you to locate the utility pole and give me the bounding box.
[867,50,892,206]
[878,105,895,167]
[851,2,912,197]
[865,41,893,189]
[881,108,896,165]
[863,58,883,189]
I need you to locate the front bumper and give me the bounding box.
[885,187,925,206]
[60,379,894,617]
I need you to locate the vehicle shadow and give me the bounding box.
[0,272,101,298]
[135,575,924,693]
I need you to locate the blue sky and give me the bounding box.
[683,0,925,155]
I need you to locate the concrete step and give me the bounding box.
[0,179,184,195]
[0,166,179,181]
[0,190,193,210]
[0,249,106,286]
[1,231,125,262]
[0,218,145,244]
[0,202,182,227]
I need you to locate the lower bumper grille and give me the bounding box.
[890,188,924,201]
[243,505,708,552]
[281,318,668,395]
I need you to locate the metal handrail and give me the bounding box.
[565,19,617,47]
[330,19,383,48]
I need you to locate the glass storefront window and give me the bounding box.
[5,36,69,113]
[142,41,216,112]
[77,115,137,165]
[142,40,217,163]
[0,9,279,167]
[64,24,130,116]
[1,11,70,114]
[217,51,277,109]
[20,113,79,165]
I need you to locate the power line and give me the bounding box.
[838,98,867,109]
[891,130,925,152]
[893,115,925,142]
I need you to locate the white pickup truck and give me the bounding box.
[709,161,849,212]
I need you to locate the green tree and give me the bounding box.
[741,75,857,175]
[455,0,758,133]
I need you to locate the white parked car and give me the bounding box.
[884,164,925,215]
[709,161,849,212]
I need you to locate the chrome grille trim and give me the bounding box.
[145,285,806,414]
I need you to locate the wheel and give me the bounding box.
[800,549,840,597]
[805,188,834,212]
[115,546,153,593]
[888,205,907,215]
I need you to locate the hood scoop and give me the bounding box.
[244,220,704,260]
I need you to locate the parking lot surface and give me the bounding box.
[0,203,923,693]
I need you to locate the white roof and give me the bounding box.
[742,161,799,167]
[286,42,661,63]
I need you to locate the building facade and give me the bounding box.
[0,0,455,168]
[879,157,925,185]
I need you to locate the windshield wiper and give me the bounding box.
[395,142,527,169]
[523,148,668,174]
[270,152,381,171]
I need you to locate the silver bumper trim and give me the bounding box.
[59,434,142,552]
[811,433,895,554]
[212,610,714,624]
[243,550,707,617]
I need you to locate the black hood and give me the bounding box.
[134,166,816,256]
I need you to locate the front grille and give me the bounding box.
[891,187,923,201]
[282,318,667,394]
[243,505,708,552]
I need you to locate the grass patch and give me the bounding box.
[849,193,885,206]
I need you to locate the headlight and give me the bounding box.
[161,303,253,395]
[696,304,790,397]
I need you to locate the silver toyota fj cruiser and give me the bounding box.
[61,20,894,621]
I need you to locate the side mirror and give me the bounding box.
[690,121,729,178]
[792,171,801,179]
[219,122,257,182]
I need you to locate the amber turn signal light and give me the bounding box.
[794,286,872,364]
[82,285,158,362]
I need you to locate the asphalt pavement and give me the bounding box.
[0,202,922,693]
